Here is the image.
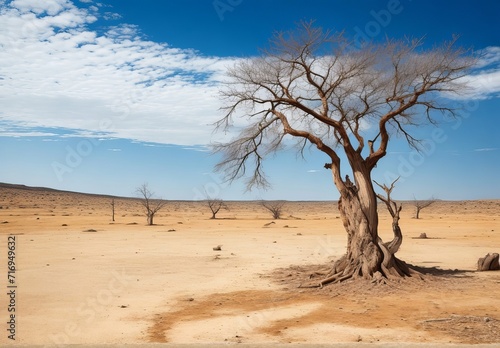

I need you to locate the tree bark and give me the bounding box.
[385,218,403,255]
[301,164,416,287]
[335,183,383,280]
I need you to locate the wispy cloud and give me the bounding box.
[307,169,320,173]
[474,147,498,152]
[182,146,210,152]
[458,47,500,100]
[0,0,235,146]
[0,131,59,137]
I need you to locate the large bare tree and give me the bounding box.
[213,22,475,286]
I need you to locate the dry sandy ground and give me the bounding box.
[0,184,499,346]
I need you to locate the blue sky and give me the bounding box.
[0,0,499,200]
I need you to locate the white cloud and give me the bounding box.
[455,47,500,100]
[10,0,68,16]
[1,131,59,137]
[1,0,497,148]
[0,0,236,146]
[103,11,121,20]
[476,46,500,69]
[474,148,498,152]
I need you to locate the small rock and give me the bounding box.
[187,298,194,302]
[213,245,222,251]
[296,233,302,236]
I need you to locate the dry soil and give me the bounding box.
[0,184,499,346]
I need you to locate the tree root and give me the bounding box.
[298,244,423,288]
[299,270,354,288]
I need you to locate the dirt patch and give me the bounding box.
[420,315,500,344]
[148,265,500,344]
[147,289,315,343]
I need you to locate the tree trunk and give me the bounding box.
[301,163,416,287]
[385,218,403,255]
[147,213,154,225]
[333,184,384,281]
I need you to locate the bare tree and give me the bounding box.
[213,22,475,286]
[260,200,285,219]
[136,183,167,225]
[412,195,437,219]
[374,178,403,255]
[205,196,229,219]
[110,198,115,222]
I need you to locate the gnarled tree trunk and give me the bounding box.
[302,165,416,288]
[333,180,383,282]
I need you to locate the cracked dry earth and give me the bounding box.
[147,266,500,344]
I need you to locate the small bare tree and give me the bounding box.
[110,198,115,222]
[260,200,285,219]
[413,196,437,219]
[136,183,167,225]
[205,196,229,219]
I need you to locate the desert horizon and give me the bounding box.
[1,182,499,346]
[3,181,499,203]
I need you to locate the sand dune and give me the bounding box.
[0,183,499,345]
